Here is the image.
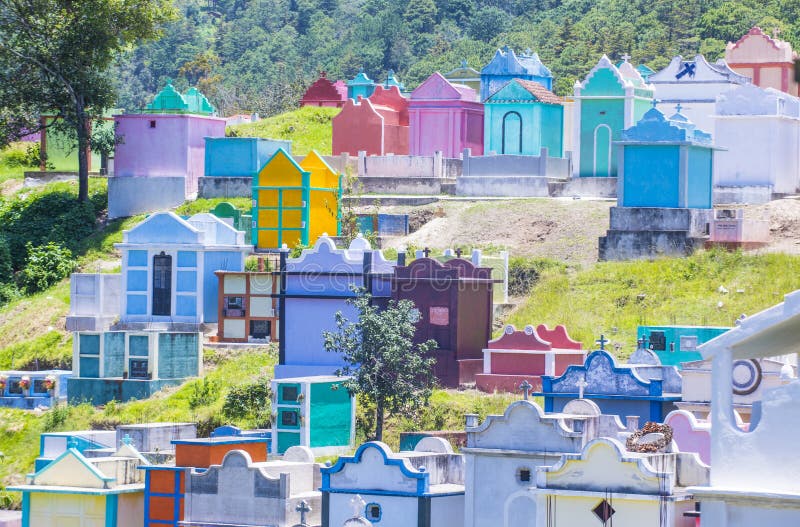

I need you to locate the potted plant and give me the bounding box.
[0,375,6,394]
[43,375,56,395]
[19,376,31,394]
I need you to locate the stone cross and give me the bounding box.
[67,437,78,450]
[651,99,659,109]
[595,334,608,350]
[454,248,463,258]
[637,336,648,349]
[519,379,533,400]
[577,377,589,399]
[621,53,631,62]
[422,247,431,258]
[296,500,311,525]
[675,103,683,114]
[121,434,133,446]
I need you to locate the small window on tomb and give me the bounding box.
[280,409,299,427]
[281,385,299,403]
[129,359,149,379]
[365,503,382,522]
[649,331,666,351]
[680,336,699,352]
[224,296,245,317]
[149,120,156,128]
[250,320,271,340]
[32,379,48,395]
[7,379,22,395]
[517,467,532,483]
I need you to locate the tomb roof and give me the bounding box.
[482,46,552,79]
[144,81,216,115]
[347,69,375,87]
[619,104,714,146]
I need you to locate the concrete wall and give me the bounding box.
[198,176,252,198]
[457,148,571,197]
[67,273,121,331]
[357,151,461,178]
[108,176,186,219]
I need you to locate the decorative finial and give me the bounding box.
[651,99,659,109]
[67,437,78,450]
[519,380,533,400]
[637,335,649,349]
[422,247,431,258]
[454,247,463,258]
[461,59,468,68]
[621,53,631,62]
[349,495,367,517]
[121,434,133,446]
[595,334,608,350]
[675,103,683,114]
[576,376,589,399]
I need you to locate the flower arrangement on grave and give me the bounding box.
[0,375,6,392]
[43,375,56,392]
[626,422,674,453]
[18,376,31,391]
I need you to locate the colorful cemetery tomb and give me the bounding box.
[677,355,794,422]
[0,370,70,409]
[9,439,150,527]
[200,137,292,198]
[689,290,800,525]
[276,235,395,379]
[300,71,348,107]
[116,211,249,326]
[252,149,342,250]
[181,447,321,527]
[480,46,553,101]
[66,273,121,332]
[383,70,404,91]
[141,432,268,527]
[444,59,481,92]
[347,69,377,99]
[209,201,253,245]
[636,325,731,367]
[332,85,410,156]
[536,346,682,424]
[483,79,564,156]
[714,83,800,197]
[116,422,197,454]
[355,213,409,237]
[475,324,585,393]
[215,270,279,343]
[271,376,355,455]
[616,61,656,83]
[463,398,629,527]
[573,55,654,177]
[532,437,709,526]
[392,253,494,387]
[35,430,117,470]
[0,511,20,527]
[321,439,464,527]
[725,26,799,96]
[599,104,718,260]
[408,73,484,157]
[664,410,712,465]
[68,330,203,405]
[111,82,225,218]
[648,54,750,135]
[709,208,771,248]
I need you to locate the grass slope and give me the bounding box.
[508,250,800,359]
[226,106,338,156]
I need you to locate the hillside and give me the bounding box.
[112,0,800,116]
[226,106,337,155]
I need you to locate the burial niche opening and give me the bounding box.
[152,252,172,316]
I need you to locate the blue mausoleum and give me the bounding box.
[536,348,682,424]
[480,46,553,101]
[617,104,720,209]
[204,137,291,178]
[347,69,377,100]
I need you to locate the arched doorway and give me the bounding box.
[593,124,612,177]
[152,252,172,316]
[502,112,523,154]
[505,493,537,526]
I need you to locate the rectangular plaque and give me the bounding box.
[429,306,449,326]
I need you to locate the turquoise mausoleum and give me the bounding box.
[483,79,564,156]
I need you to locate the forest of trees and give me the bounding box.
[112,0,800,117]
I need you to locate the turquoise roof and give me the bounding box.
[620,104,713,145]
[144,81,216,115]
[184,87,216,115]
[384,70,404,90]
[482,46,553,79]
[348,70,375,87]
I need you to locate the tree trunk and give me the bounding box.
[75,95,90,203]
[375,399,384,441]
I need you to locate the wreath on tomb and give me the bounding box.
[625,422,673,453]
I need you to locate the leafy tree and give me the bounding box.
[323,290,437,441]
[0,0,175,202]
[468,6,512,42]
[404,0,438,33]
[18,242,75,295]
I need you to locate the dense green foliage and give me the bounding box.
[112,0,800,114]
[18,242,75,295]
[227,106,338,155]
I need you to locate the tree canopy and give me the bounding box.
[0,0,175,201]
[323,289,437,441]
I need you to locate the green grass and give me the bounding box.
[226,106,339,156]
[508,249,800,359]
[175,197,252,216]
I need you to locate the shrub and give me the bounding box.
[0,237,12,284]
[508,257,566,297]
[42,405,70,432]
[188,378,221,410]
[222,377,272,428]
[18,242,75,294]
